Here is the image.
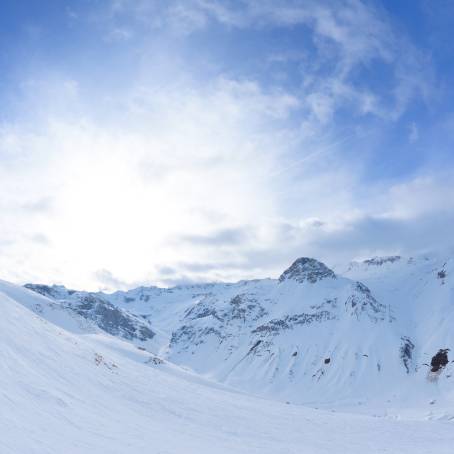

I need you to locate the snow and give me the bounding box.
[2,278,454,453]
[21,254,454,411]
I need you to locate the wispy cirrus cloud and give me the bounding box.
[101,0,434,124]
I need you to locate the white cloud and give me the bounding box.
[0,73,309,289]
[0,71,451,288]
[0,0,444,289]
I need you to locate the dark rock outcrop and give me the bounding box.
[431,349,449,373]
[279,258,336,284]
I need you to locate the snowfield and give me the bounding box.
[2,276,454,453]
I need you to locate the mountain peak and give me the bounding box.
[278,257,336,284]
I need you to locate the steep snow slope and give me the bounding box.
[343,255,454,391]
[2,279,454,454]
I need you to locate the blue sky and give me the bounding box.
[1,0,454,290]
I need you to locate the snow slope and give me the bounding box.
[2,279,454,454]
[343,255,454,371]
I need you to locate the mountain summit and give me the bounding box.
[278,257,336,284]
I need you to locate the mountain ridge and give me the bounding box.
[22,254,454,407]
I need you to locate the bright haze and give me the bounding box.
[0,0,453,290]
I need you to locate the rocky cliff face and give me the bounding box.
[24,284,156,346]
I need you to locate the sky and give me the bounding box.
[1,0,454,290]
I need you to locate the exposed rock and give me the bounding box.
[363,256,401,266]
[67,295,155,341]
[431,349,449,373]
[278,258,336,284]
[252,310,337,336]
[25,283,75,299]
[400,337,415,374]
[248,340,262,354]
[145,355,164,366]
[184,301,222,322]
[345,282,388,322]
[25,286,156,343]
[184,293,267,326]
[228,294,267,322]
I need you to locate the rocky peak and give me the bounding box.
[278,258,336,284]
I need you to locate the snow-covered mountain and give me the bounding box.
[23,282,160,350]
[3,278,454,453]
[24,255,454,408]
[343,254,454,385]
